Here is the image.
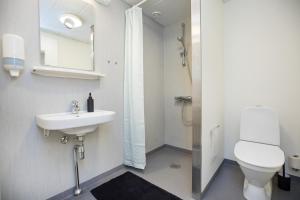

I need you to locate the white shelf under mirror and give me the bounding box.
[32,66,105,80]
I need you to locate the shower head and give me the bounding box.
[177,23,187,68]
[177,23,186,45]
[177,36,185,48]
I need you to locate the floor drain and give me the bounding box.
[170,163,181,169]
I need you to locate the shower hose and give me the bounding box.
[181,102,192,126]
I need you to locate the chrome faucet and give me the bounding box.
[72,100,80,115]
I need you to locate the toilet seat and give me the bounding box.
[234,141,284,169]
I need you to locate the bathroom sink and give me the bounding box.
[36,110,116,136]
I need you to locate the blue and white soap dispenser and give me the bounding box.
[2,34,25,77]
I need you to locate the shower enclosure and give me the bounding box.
[123,0,206,199]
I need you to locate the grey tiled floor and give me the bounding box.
[202,162,245,200]
[202,162,300,200]
[64,146,300,200]
[64,146,192,200]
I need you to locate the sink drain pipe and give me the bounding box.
[73,136,85,196]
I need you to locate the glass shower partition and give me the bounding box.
[191,0,202,199]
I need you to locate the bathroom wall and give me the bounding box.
[0,0,128,199]
[143,17,165,153]
[201,0,224,191]
[224,0,300,177]
[163,19,193,150]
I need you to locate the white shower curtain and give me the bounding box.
[123,7,146,169]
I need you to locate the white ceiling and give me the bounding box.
[39,0,94,42]
[124,0,191,27]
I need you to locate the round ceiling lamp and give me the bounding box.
[152,11,161,17]
[59,14,83,29]
[94,0,111,6]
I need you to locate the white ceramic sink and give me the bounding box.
[36,110,115,136]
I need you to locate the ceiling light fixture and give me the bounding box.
[94,0,111,6]
[152,11,161,17]
[59,14,83,29]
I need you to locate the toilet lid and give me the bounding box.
[234,141,285,168]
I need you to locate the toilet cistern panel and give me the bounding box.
[240,106,280,145]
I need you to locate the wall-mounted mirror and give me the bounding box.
[39,0,95,71]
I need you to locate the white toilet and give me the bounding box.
[234,106,285,200]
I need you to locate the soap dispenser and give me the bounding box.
[87,93,94,112]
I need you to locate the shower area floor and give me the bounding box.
[133,146,193,199]
[63,146,192,200]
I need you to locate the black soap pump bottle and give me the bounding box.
[87,93,94,112]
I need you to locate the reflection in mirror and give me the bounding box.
[39,0,95,71]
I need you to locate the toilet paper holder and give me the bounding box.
[288,155,300,171]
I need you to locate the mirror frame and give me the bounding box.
[38,0,96,72]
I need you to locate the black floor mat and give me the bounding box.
[91,172,182,200]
